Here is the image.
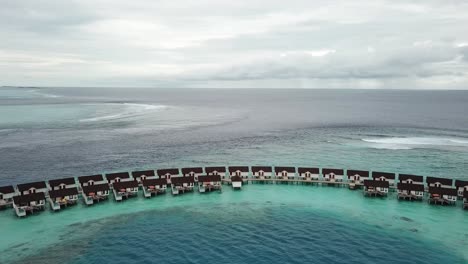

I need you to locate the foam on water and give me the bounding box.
[1,185,467,264]
[79,103,169,122]
[362,137,468,150]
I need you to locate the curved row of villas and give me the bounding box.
[0,166,467,217]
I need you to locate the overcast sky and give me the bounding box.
[1,0,468,89]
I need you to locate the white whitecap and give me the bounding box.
[80,103,169,122]
[361,137,468,150]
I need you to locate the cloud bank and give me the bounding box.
[1,0,468,89]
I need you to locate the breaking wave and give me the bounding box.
[80,103,169,122]
[362,137,468,150]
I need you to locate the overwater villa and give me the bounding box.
[112,180,139,201]
[228,166,249,180]
[181,167,204,180]
[3,166,468,217]
[346,170,369,189]
[197,175,222,193]
[78,174,106,187]
[12,192,46,217]
[426,176,453,188]
[230,175,243,189]
[0,185,16,209]
[49,177,77,190]
[170,176,195,195]
[105,172,132,185]
[132,170,157,183]
[13,181,48,216]
[81,183,110,205]
[17,181,48,195]
[48,188,79,210]
[399,174,424,184]
[298,167,320,182]
[48,177,79,210]
[428,187,457,205]
[397,183,424,201]
[322,168,344,184]
[78,174,109,205]
[372,172,396,186]
[205,166,227,179]
[157,168,181,184]
[141,178,167,197]
[252,166,273,181]
[363,179,389,197]
[455,180,468,199]
[464,191,468,210]
[274,167,296,181]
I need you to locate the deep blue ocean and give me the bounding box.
[1,87,468,263]
[1,87,468,185]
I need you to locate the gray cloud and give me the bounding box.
[1,0,468,89]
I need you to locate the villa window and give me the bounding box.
[0,194,3,200]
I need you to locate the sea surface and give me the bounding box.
[0,87,468,263]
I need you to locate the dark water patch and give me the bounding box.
[9,242,28,249]
[400,216,414,222]
[9,204,463,264]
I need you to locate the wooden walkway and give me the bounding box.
[223,178,353,186]
[221,178,403,190]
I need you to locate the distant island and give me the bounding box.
[1,86,41,89]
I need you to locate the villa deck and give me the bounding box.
[464,191,468,210]
[112,180,139,201]
[81,183,110,205]
[428,187,457,205]
[274,167,296,182]
[13,192,46,217]
[397,183,424,201]
[171,176,195,195]
[198,175,222,193]
[346,170,369,190]
[141,178,167,197]
[322,168,344,184]
[455,180,468,199]
[0,185,16,209]
[363,179,389,197]
[48,187,79,211]
[297,167,320,182]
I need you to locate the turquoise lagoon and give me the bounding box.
[1,185,467,263]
